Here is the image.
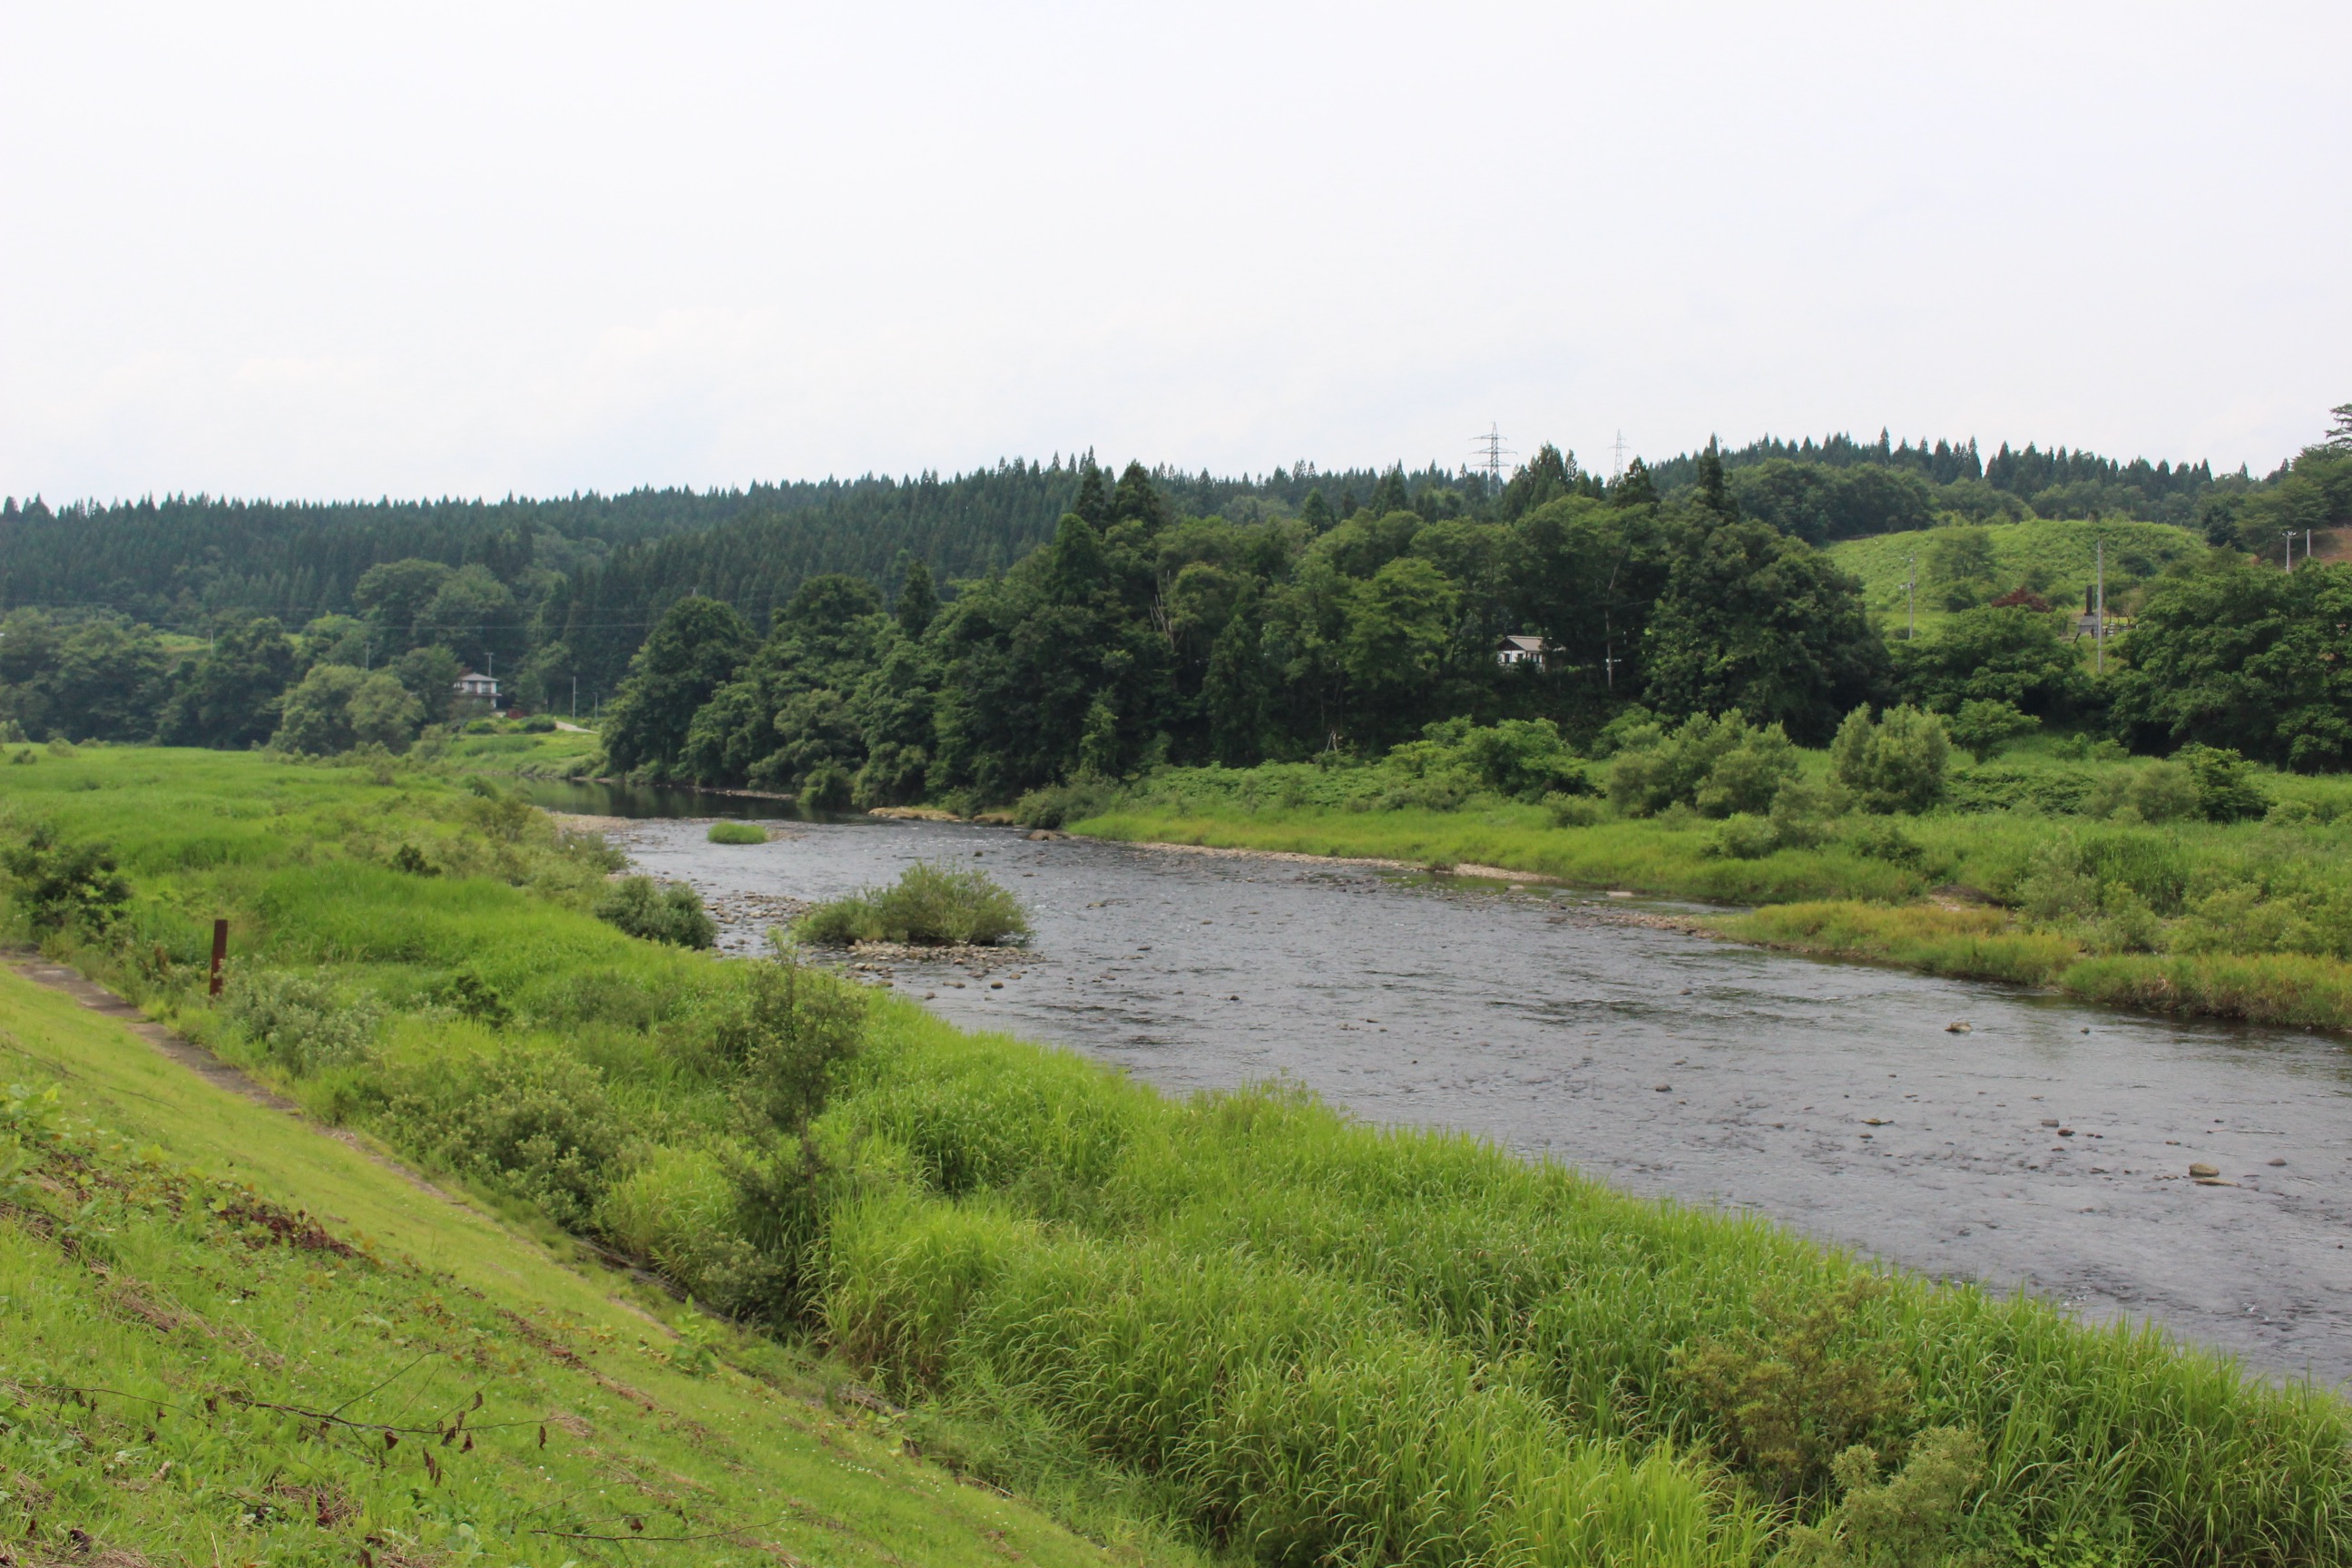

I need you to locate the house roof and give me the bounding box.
[1497,633,1550,652]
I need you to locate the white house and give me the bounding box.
[1495,633,1553,669]
[454,671,500,702]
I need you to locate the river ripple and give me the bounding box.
[606,813,2352,1389]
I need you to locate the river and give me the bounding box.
[532,787,2352,1389]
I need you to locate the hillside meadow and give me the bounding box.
[4,746,2352,1565]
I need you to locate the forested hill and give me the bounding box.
[548,460,1460,684]
[0,457,1442,638]
[1645,432,2229,529]
[0,472,1034,639]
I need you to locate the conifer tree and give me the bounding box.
[1695,439,1736,522]
[1072,455,1109,528]
[1612,457,1658,509]
[1298,489,1335,534]
[894,554,938,636]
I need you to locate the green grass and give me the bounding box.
[796,863,1032,947]
[1827,516,2204,637]
[7,747,2352,1566]
[439,723,603,775]
[0,971,1152,1567]
[707,819,770,844]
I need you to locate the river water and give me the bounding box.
[541,791,2352,1389]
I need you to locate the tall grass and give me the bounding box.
[796,861,1030,946]
[822,1037,2352,1566]
[7,747,2352,1566]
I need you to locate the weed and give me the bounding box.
[796,863,1029,947]
[596,875,717,947]
[220,968,383,1074]
[706,819,769,845]
[1,824,130,935]
[1775,1426,1987,1566]
[1671,1279,1916,1501]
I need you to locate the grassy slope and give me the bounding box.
[1826,516,2203,636]
[0,977,1145,1564]
[7,748,2352,1566]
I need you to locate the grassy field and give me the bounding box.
[6,746,2352,1566]
[1826,517,2203,637]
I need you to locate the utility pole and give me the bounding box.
[1906,554,1916,642]
[2094,537,2105,677]
[571,674,578,720]
[1469,424,1514,494]
[2285,530,2297,571]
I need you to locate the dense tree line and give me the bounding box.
[8,417,2344,777]
[601,449,1898,803]
[1645,429,2228,533]
[1,456,1469,694]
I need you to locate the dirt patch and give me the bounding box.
[547,811,633,834]
[1118,838,1422,873]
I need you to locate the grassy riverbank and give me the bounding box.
[7,747,2352,1565]
[1070,742,2352,1032]
[0,972,1142,1565]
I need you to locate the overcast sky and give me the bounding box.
[3,2,2344,504]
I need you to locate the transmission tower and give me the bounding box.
[1611,430,1629,482]
[1469,423,1514,491]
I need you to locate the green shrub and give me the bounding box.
[2177,743,2269,822]
[1704,814,1783,860]
[521,714,556,733]
[1830,704,1951,813]
[706,819,769,845]
[1948,698,2039,763]
[1014,777,1122,828]
[220,967,383,1074]
[433,965,512,1026]
[1776,1426,1987,1567]
[1848,818,1926,869]
[1,824,131,935]
[2087,760,2200,824]
[691,953,867,1132]
[393,1047,631,1229]
[1945,764,2095,815]
[1453,718,1591,801]
[795,863,1029,947]
[1671,1279,1916,1501]
[1693,724,1799,817]
[1609,710,1796,818]
[595,875,716,947]
[1544,791,1605,828]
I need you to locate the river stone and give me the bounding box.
[1945,1021,1973,1033]
[2188,1161,2220,1178]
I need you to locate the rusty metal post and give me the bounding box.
[209,918,229,996]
